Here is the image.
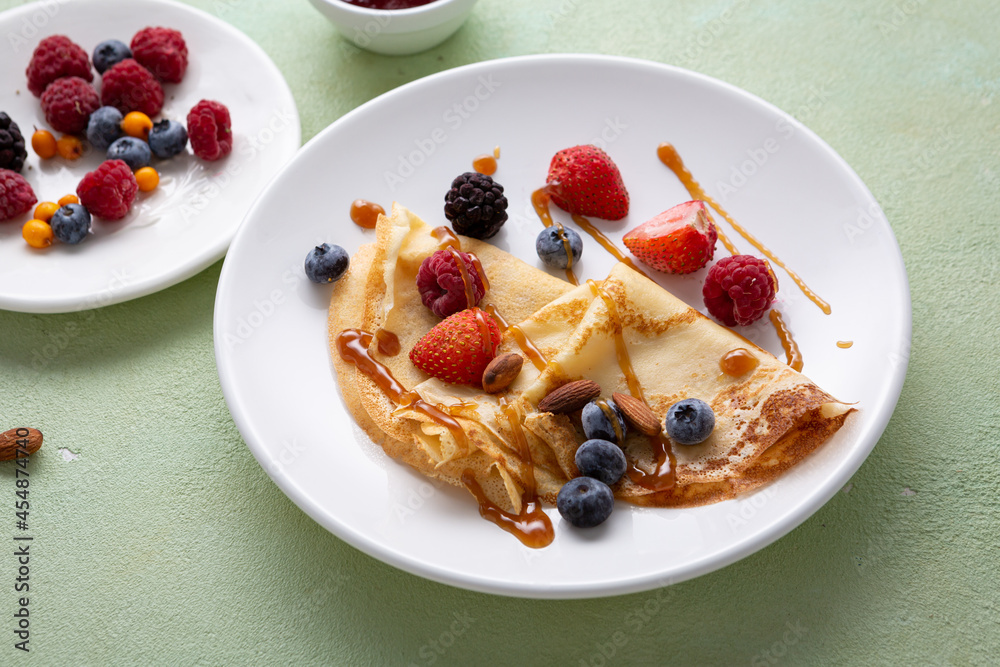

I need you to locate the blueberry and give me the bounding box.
[581,399,627,444]
[557,477,614,528]
[50,204,91,245]
[92,40,132,74]
[86,106,123,150]
[148,119,188,159]
[575,439,626,486]
[107,137,151,171]
[665,398,716,445]
[305,244,349,284]
[535,225,582,269]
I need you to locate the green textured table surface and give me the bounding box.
[1,0,997,664]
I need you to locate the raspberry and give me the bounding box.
[25,35,93,97]
[130,27,188,83]
[702,255,778,326]
[100,59,164,117]
[40,77,100,135]
[76,160,138,221]
[186,100,232,161]
[0,113,27,173]
[0,169,37,222]
[416,249,487,318]
[443,172,508,239]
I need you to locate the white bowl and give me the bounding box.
[307,0,479,56]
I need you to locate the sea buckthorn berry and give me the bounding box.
[22,219,54,249]
[32,129,57,159]
[121,111,153,140]
[33,201,60,222]
[135,166,159,192]
[57,194,80,206]
[56,135,83,160]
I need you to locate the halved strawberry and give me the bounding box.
[545,145,629,220]
[409,308,502,386]
[622,200,718,274]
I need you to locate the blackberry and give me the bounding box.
[0,113,27,173]
[443,172,508,240]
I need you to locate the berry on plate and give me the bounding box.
[304,244,350,284]
[22,218,54,248]
[187,100,232,161]
[664,398,715,445]
[545,145,629,220]
[0,169,37,221]
[409,308,502,386]
[25,35,93,97]
[92,39,132,74]
[556,476,614,528]
[86,106,124,150]
[101,59,164,117]
[107,136,151,171]
[535,224,582,270]
[148,119,188,159]
[131,27,188,83]
[623,200,718,274]
[702,254,778,326]
[76,159,138,221]
[574,439,627,486]
[0,113,27,173]
[416,248,486,318]
[443,172,508,240]
[40,76,100,135]
[31,129,57,159]
[50,203,91,244]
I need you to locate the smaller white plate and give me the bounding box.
[0,0,300,313]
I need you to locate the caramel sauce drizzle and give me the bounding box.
[768,309,804,371]
[531,188,579,285]
[460,397,553,548]
[472,307,495,357]
[585,280,676,491]
[374,329,401,357]
[719,347,759,376]
[586,280,643,400]
[483,303,508,332]
[431,225,461,249]
[473,154,498,176]
[837,340,854,349]
[595,399,624,444]
[657,142,831,315]
[469,253,490,291]
[571,214,650,280]
[335,329,469,448]
[446,246,478,312]
[349,199,385,229]
[553,222,579,286]
[509,324,548,371]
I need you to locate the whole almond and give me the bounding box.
[612,392,661,436]
[0,428,43,462]
[482,353,524,393]
[537,379,601,414]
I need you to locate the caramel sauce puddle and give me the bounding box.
[657,143,831,315]
[350,199,385,229]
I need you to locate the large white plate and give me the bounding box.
[0,0,299,313]
[214,55,910,598]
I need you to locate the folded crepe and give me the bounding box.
[329,204,853,517]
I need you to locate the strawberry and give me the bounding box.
[409,308,502,386]
[622,200,718,274]
[545,145,629,220]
